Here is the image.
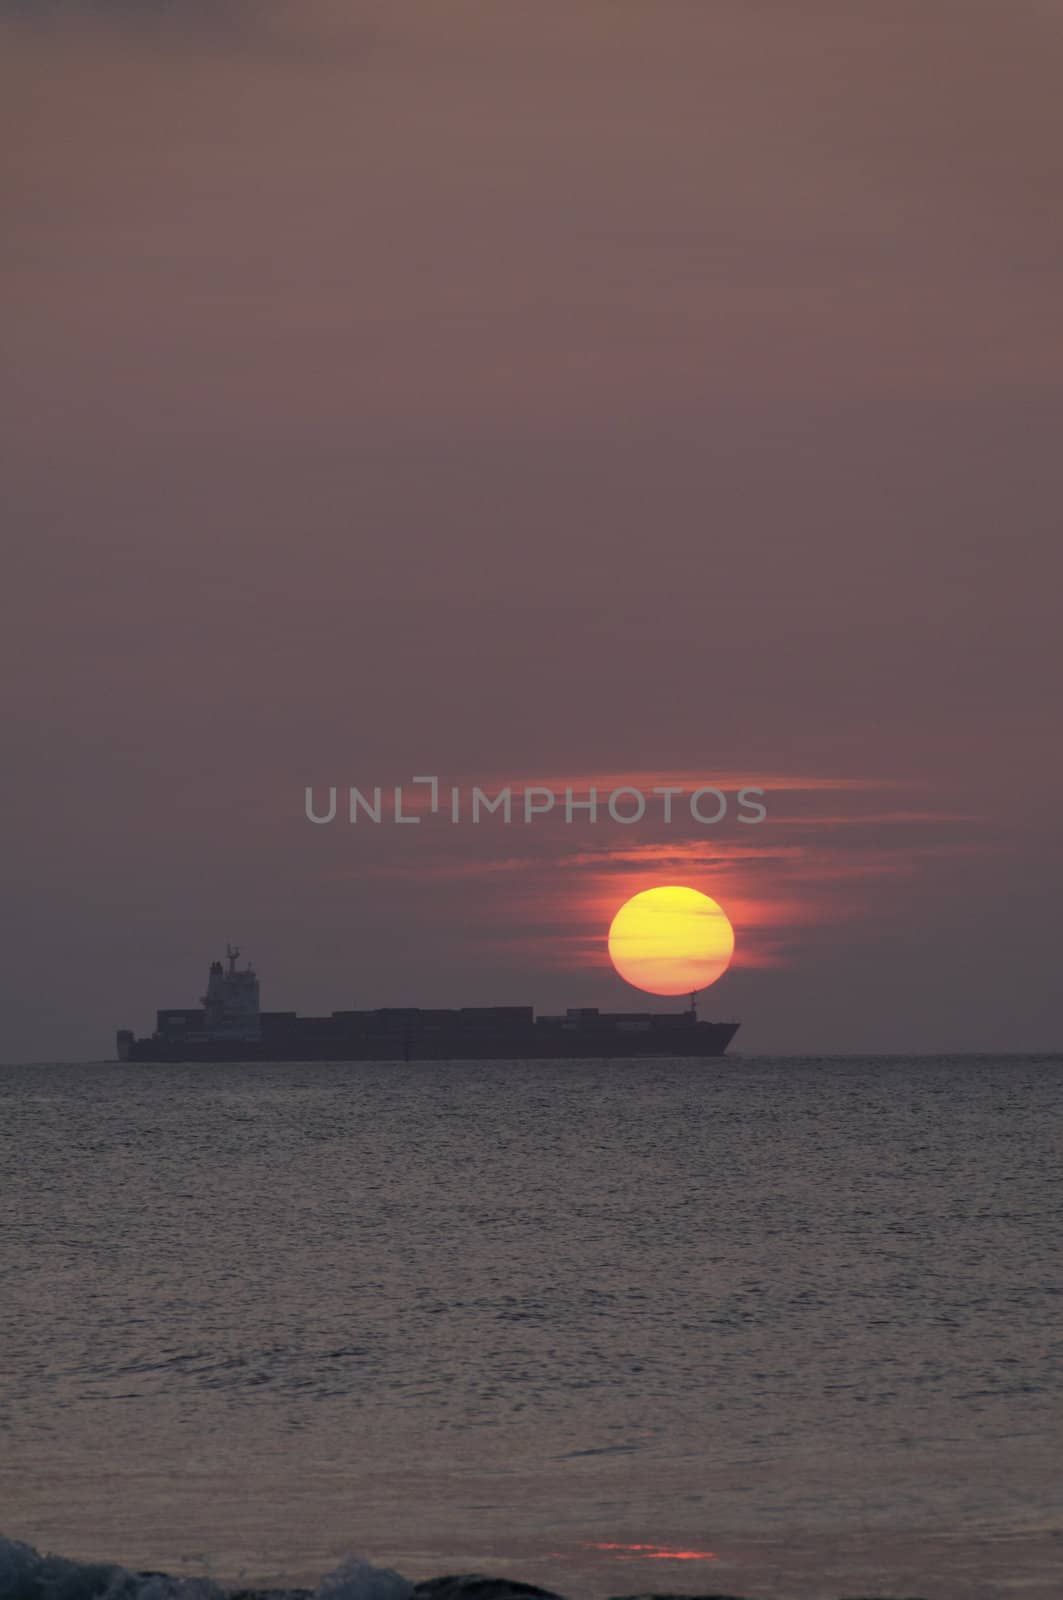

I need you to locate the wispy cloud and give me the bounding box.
[2,0,261,39]
[0,1,376,62]
[334,787,1007,978]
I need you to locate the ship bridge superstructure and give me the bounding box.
[200,944,261,1041]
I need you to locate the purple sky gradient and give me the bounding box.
[2,1,1061,1057]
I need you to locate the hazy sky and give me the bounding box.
[2,0,1061,1058]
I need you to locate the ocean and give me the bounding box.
[1,1056,1061,1599]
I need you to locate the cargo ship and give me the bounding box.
[116,946,740,1062]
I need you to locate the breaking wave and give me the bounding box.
[0,1542,413,1600]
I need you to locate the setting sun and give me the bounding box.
[608,885,735,996]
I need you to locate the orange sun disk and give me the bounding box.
[607,885,735,996]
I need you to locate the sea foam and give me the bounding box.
[0,1541,413,1600]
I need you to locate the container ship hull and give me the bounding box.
[116,948,739,1064]
[119,1020,739,1064]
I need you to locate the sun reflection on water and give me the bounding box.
[588,1542,718,1561]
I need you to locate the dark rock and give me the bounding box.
[607,1593,753,1600]
[412,1580,565,1600]
[227,1592,312,1600]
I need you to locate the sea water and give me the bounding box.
[2,1056,1061,1598]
